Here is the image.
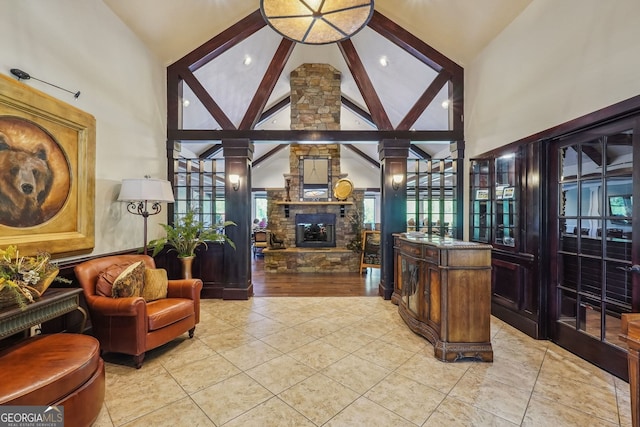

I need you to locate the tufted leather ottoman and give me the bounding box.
[0,334,105,427]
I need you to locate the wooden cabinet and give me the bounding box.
[470,142,544,339]
[392,234,493,362]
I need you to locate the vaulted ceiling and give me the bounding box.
[103,0,532,164]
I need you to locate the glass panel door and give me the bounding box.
[555,120,637,349]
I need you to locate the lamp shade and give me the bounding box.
[260,0,374,45]
[118,178,175,203]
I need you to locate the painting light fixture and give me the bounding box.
[229,174,240,191]
[118,176,175,255]
[10,68,81,99]
[260,0,374,45]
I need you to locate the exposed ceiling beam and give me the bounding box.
[338,39,393,130]
[367,11,462,74]
[199,143,223,159]
[344,144,379,168]
[179,67,236,130]
[168,129,460,142]
[240,38,296,130]
[341,96,374,127]
[172,10,266,72]
[397,70,451,130]
[410,145,432,160]
[253,144,289,167]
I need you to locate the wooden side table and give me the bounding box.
[0,288,86,339]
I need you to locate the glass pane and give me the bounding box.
[579,179,601,217]
[560,145,578,181]
[580,140,603,177]
[579,295,601,339]
[561,182,578,217]
[558,288,578,328]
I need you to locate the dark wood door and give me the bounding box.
[550,116,640,379]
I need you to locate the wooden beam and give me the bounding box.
[410,145,432,160]
[179,67,236,130]
[367,11,462,74]
[397,71,450,130]
[344,144,380,168]
[341,96,374,126]
[171,10,266,72]
[253,144,288,167]
[199,143,223,159]
[338,39,393,130]
[240,39,296,130]
[257,96,290,126]
[168,129,460,142]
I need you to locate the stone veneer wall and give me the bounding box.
[263,63,362,272]
[290,63,341,131]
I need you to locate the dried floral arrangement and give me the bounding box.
[0,245,69,309]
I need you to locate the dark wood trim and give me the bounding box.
[171,10,266,72]
[397,70,450,130]
[472,94,640,160]
[240,38,296,130]
[338,39,393,130]
[257,96,290,126]
[253,144,288,167]
[341,95,374,125]
[179,67,236,130]
[409,145,431,160]
[168,129,460,142]
[367,11,462,75]
[200,143,223,159]
[344,144,380,168]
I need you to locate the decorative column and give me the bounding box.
[378,139,410,300]
[223,139,254,299]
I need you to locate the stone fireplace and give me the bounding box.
[262,64,363,273]
[295,213,336,248]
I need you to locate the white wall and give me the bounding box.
[466,0,640,157]
[463,0,640,239]
[0,0,167,257]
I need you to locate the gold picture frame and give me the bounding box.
[0,74,95,257]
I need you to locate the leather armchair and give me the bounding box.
[74,254,202,368]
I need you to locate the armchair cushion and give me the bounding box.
[147,298,194,331]
[112,261,145,298]
[96,263,130,297]
[142,268,169,301]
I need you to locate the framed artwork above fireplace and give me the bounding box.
[300,156,332,201]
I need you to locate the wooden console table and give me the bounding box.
[393,234,493,362]
[0,288,85,339]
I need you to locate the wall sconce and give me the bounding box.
[392,174,404,191]
[229,174,240,191]
[118,176,175,255]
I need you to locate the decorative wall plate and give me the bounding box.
[333,178,354,201]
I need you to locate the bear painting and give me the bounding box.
[0,117,70,228]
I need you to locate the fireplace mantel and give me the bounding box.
[275,201,354,206]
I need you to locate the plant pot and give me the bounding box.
[179,256,195,279]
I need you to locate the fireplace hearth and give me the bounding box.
[295,213,336,248]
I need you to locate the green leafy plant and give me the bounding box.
[148,210,236,258]
[346,208,364,253]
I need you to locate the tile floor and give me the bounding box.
[92,297,632,426]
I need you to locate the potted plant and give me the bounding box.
[148,210,236,278]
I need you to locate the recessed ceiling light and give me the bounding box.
[182,99,190,107]
[441,100,450,109]
[243,56,252,66]
[379,56,389,67]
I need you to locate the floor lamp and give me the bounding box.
[118,177,175,255]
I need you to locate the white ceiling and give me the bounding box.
[102,0,532,163]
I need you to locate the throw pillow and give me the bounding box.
[96,263,129,297]
[112,261,145,298]
[142,268,169,302]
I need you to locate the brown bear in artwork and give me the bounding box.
[0,131,53,227]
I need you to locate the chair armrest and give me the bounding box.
[167,279,203,300]
[86,295,146,317]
